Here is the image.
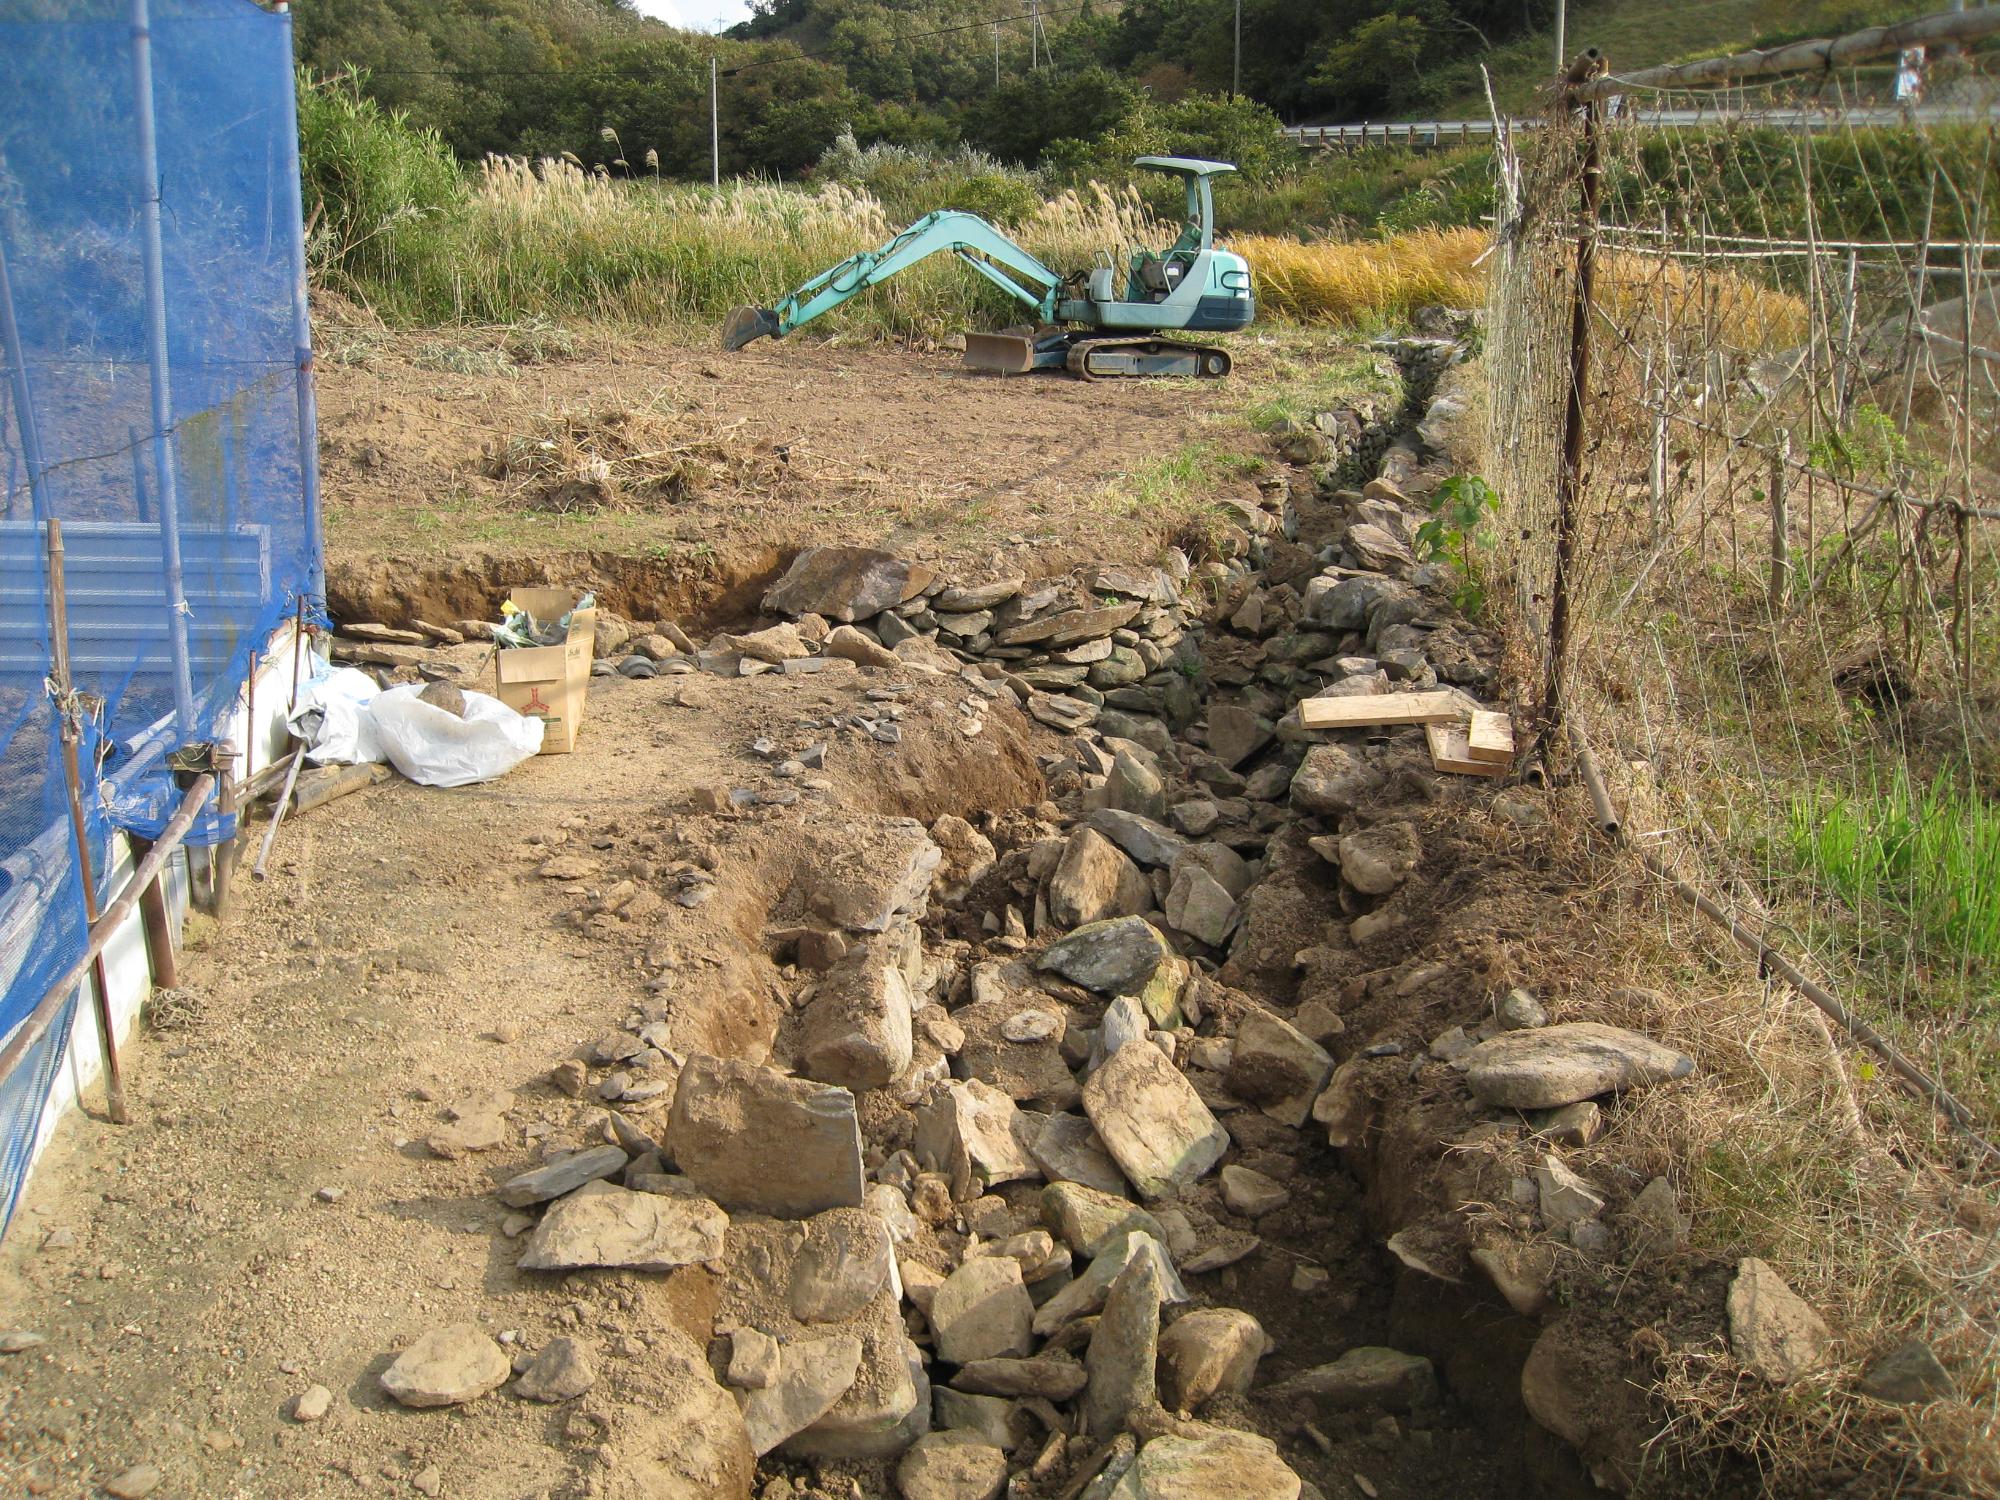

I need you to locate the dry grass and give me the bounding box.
[478,399,788,516]
[1236,229,1490,326]
[1597,248,1813,360]
[1478,766,2000,1496]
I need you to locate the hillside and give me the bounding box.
[1422,0,1918,119]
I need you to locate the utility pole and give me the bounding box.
[1030,1,1038,70]
[994,22,1000,85]
[1233,0,1241,98]
[710,55,719,188]
[1554,0,1566,75]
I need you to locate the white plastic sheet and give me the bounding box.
[367,684,544,788]
[287,667,386,766]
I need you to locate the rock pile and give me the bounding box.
[370,313,1796,1499]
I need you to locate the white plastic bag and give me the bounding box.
[366,684,544,788]
[288,666,387,765]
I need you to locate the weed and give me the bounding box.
[502,317,582,365]
[1413,474,1500,615]
[1786,766,2000,985]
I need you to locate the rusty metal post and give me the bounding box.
[45,520,129,1124]
[127,835,178,989]
[1538,96,1602,740]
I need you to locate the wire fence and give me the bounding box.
[1485,16,1999,1486]
[1491,15,2000,1114]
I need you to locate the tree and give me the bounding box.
[964,66,1141,165]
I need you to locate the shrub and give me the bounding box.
[296,67,461,287]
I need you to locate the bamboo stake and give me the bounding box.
[45,521,127,1125]
[1768,432,1790,613]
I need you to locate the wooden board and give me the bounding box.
[1467,709,1516,765]
[1426,720,1506,777]
[1299,690,1470,730]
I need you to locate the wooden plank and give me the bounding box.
[1467,710,1515,765]
[1299,691,1469,730]
[293,761,398,815]
[1426,721,1506,777]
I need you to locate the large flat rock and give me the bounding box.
[805,821,941,933]
[1048,828,1153,929]
[519,1180,727,1272]
[764,546,935,623]
[1108,1431,1302,1500]
[1463,1022,1695,1109]
[801,937,916,1091]
[1227,1010,1334,1129]
[738,1335,864,1455]
[1036,916,1171,996]
[1082,1042,1228,1199]
[379,1324,510,1409]
[914,1078,1041,1200]
[669,1056,865,1218]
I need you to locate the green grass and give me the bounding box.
[1788,767,2000,992]
[1240,345,1399,431]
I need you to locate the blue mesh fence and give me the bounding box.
[0,0,320,1226]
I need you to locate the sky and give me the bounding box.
[631,0,754,36]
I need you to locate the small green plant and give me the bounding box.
[1413,473,1499,615]
[1806,402,1936,483]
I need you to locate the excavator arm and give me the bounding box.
[722,210,1065,350]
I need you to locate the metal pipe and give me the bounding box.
[252,746,305,881]
[0,775,215,1090]
[129,0,197,735]
[47,521,128,1123]
[0,222,53,523]
[272,3,327,606]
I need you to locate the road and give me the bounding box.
[1283,103,2000,148]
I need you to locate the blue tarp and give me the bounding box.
[0,0,321,1225]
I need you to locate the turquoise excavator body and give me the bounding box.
[723,156,1253,378]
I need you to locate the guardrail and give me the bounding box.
[1284,103,2000,148]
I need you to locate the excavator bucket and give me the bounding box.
[722,306,780,351]
[962,330,1037,375]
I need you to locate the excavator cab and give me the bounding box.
[1070,158,1253,338]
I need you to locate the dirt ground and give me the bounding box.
[0,650,1056,1498]
[316,319,1277,628]
[0,322,1837,1500]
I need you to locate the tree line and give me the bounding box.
[293,0,1560,178]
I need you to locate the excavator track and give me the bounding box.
[1063,336,1232,380]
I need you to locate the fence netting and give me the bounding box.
[1486,35,1998,1487]
[0,0,319,1223]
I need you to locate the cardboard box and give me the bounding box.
[493,586,598,754]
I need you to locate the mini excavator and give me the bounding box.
[722,156,1253,378]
